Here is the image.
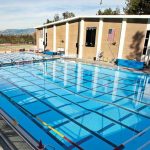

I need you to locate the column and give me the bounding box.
[65,22,69,56]
[53,25,56,52]
[96,19,103,60]
[78,19,84,59]
[118,18,127,59]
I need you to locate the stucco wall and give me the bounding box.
[122,19,147,61]
[101,19,122,61]
[82,19,99,59]
[56,24,66,50]
[68,21,79,56]
[46,27,53,50]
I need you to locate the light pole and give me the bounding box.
[100,0,103,13]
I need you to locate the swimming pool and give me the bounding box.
[0,59,150,150]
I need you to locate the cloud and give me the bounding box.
[0,0,126,30]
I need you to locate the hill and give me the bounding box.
[0,28,35,35]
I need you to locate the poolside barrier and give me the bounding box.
[115,59,144,70]
[0,109,38,150]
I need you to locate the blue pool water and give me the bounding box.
[0,59,150,150]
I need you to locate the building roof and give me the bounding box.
[35,15,150,29]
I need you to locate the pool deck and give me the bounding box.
[0,115,33,150]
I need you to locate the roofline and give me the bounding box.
[35,15,150,29]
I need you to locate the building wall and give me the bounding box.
[36,17,148,61]
[82,19,99,59]
[68,21,79,56]
[46,26,53,50]
[101,19,122,61]
[122,19,148,61]
[56,24,66,50]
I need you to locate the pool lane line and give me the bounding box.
[33,62,125,87]
[53,62,149,96]
[7,67,143,134]
[21,61,129,88]
[137,141,150,150]
[4,66,149,133]
[3,71,149,107]
[0,75,117,148]
[28,64,149,105]
[1,67,149,138]
[1,76,118,148]
[14,66,150,120]
[114,126,150,150]
[51,67,149,104]
[17,65,148,108]
[36,118,83,150]
[46,61,146,86]
[4,62,149,100]
[0,94,69,150]
[0,91,83,150]
[1,72,144,138]
[1,67,149,139]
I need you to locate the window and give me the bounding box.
[85,27,96,47]
[143,30,150,55]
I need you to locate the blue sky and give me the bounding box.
[0,0,125,30]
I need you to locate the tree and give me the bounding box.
[113,7,120,15]
[44,19,53,24]
[44,11,75,24]
[103,8,113,15]
[97,7,120,15]
[0,34,35,44]
[62,11,75,19]
[124,0,150,14]
[97,10,103,15]
[54,14,60,22]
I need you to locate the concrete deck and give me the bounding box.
[0,116,33,150]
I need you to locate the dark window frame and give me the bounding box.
[45,33,47,46]
[85,27,96,47]
[143,30,150,55]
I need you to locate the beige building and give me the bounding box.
[35,15,150,63]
